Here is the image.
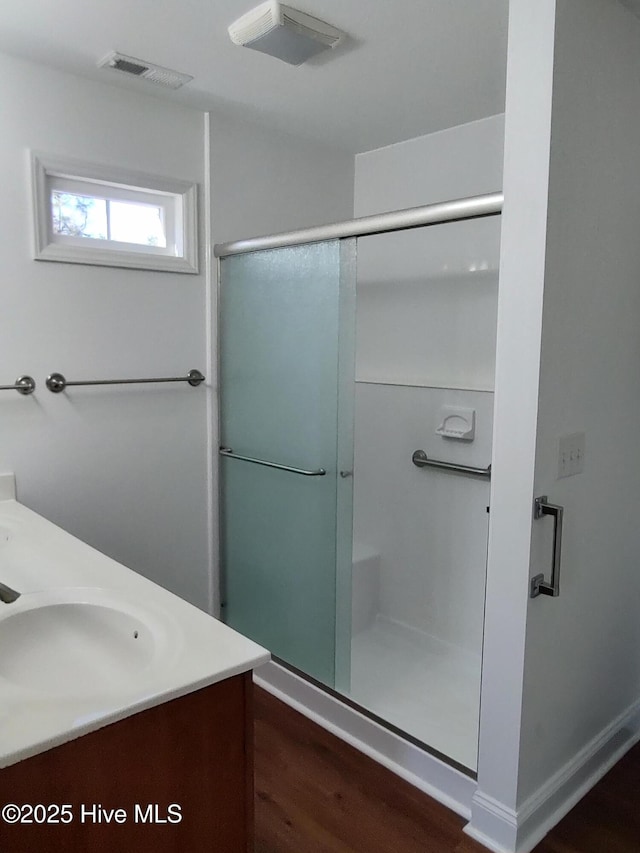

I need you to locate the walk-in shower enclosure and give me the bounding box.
[216,193,501,773]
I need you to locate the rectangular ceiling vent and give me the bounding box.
[228,1,345,65]
[98,52,193,89]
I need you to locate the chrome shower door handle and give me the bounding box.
[530,495,564,598]
[219,447,326,477]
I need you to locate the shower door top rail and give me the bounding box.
[214,191,503,258]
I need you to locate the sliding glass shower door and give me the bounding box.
[217,195,501,773]
[219,240,355,688]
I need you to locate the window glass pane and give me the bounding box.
[37,154,196,272]
[109,200,167,248]
[51,191,108,239]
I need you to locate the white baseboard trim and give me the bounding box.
[514,696,640,851]
[465,695,640,852]
[465,790,518,852]
[254,660,476,820]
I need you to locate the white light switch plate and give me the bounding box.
[558,432,585,478]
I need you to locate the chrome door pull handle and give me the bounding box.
[530,495,564,598]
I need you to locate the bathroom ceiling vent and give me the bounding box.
[97,52,194,89]
[228,1,345,65]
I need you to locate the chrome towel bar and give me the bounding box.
[412,449,491,478]
[219,447,326,477]
[0,376,36,395]
[46,369,205,393]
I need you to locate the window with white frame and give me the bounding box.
[31,153,198,273]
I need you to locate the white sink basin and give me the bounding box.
[0,483,270,770]
[0,588,179,697]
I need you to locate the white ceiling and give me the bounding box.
[0,0,508,154]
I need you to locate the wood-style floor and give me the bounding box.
[254,686,640,853]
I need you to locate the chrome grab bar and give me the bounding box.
[46,369,205,393]
[0,376,35,396]
[219,447,326,477]
[412,449,491,478]
[530,496,564,598]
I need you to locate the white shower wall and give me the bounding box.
[355,221,500,391]
[352,116,504,654]
[352,383,493,653]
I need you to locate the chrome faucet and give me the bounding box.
[0,582,20,604]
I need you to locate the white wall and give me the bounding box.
[0,51,355,619]
[354,115,505,217]
[519,0,640,807]
[470,2,640,850]
[209,112,355,245]
[0,51,211,608]
[469,2,556,848]
[352,116,503,654]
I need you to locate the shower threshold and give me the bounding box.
[349,618,482,772]
[267,618,481,776]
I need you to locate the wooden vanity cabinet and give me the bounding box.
[0,672,254,852]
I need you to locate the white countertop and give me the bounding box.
[0,474,270,769]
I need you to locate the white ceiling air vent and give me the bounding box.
[98,52,193,89]
[228,1,345,65]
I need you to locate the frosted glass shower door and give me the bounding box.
[219,240,355,688]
